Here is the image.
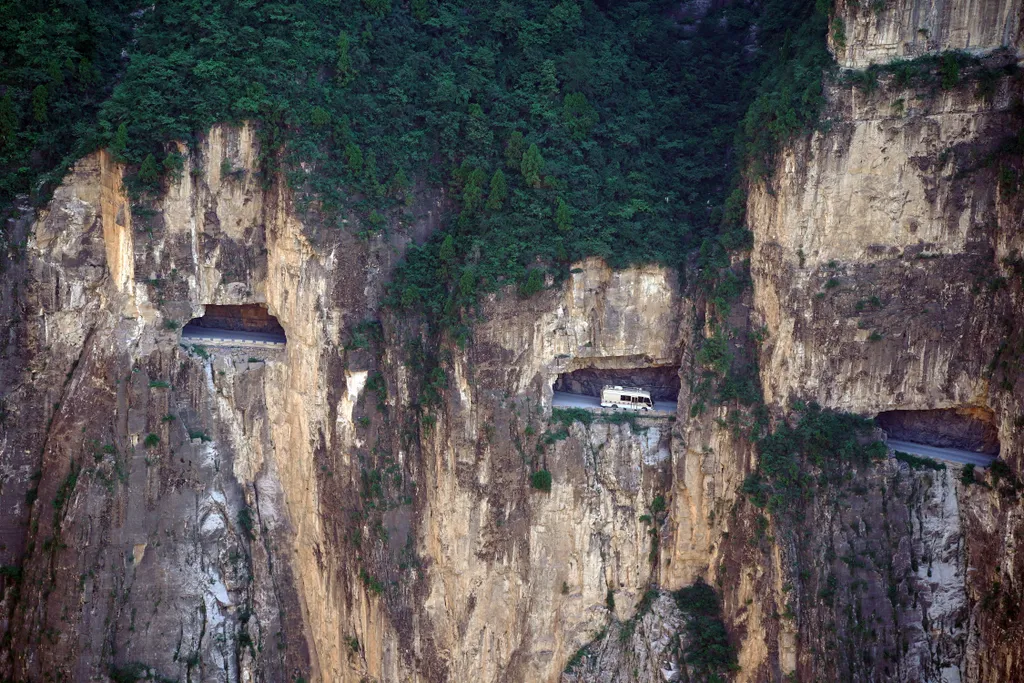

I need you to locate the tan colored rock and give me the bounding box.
[751,77,1018,412]
[98,150,134,295]
[831,0,1023,68]
[748,48,1024,683]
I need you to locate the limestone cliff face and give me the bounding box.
[831,0,1023,68]
[750,68,1022,446]
[0,121,756,682]
[4,8,1024,681]
[0,131,319,681]
[748,32,1024,683]
[405,261,754,682]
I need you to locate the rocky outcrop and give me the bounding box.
[3,5,1024,680]
[751,70,1020,427]
[0,132,315,681]
[0,121,760,682]
[831,0,1024,68]
[560,593,685,683]
[748,34,1024,683]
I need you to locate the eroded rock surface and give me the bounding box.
[831,0,1023,68]
[1,8,1024,681]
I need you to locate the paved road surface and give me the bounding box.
[888,439,996,468]
[552,390,677,415]
[181,326,286,348]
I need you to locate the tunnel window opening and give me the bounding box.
[181,304,286,347]
[876,408,999,455]
[553,366,680,402]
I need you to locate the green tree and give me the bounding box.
[400,285,421,308]
[941,53,960,89]
[520,268,545,297]
[562,92,598,141]
[486,170,507,210]
[830,17,846,49]
[721,187,746,229]
[458,268,475,298]
[0,94,16,149]
[438,234,456,275]
[530,469,552,491]
[505,131,525,170]
[334,114,353,145]
[466,103,493,148]
[310,106,331,126]
[77,57,98,85]
[110,122,128,162]
[674,581,739,679]
[46,60,64,86]
[364,149,382,196]
[336,31,355,86]
[461,167,486,213]
[362,0,390,17]
[555,196,572,232]
[521,143,544,187]
[345,143,364,176]
[411,0,430,22]
[391,168,411,200]
[31,85,48,123]
[163,151,184,182]
[138,153,160,188]
[540,60,558,95]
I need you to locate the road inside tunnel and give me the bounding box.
[552,391,678,415]
[887,440,996,468]
[876,408,999,451]
[181,304,287,348]
[877,408,1000,468]
[553,366,681,402]
[181,326,286,348]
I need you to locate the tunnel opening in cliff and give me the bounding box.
[182,304,286,340]
[553,366,681,401]
[876,408,999,454]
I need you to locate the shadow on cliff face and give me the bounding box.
[554,366,681,401]
[877,408,1000,454]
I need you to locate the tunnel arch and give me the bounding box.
[553,365,680,402]
[181,304,286,346]
[876,407,999,455]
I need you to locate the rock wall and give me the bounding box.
[748,34,1024,683]
[0,122,758,682]
[3,5,1024,680]
[751,70,1021,426]
[0,132,318,681]
[831,0,1024,68]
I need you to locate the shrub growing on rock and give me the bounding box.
[530,469,552,492]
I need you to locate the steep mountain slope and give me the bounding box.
[0,2,1022,682]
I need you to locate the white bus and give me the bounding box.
[600,385,654,411]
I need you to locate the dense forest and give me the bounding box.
[0,0,136,210]
[1,0,831,321]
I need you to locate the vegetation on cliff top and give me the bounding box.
[0,0,135,209]
[2,0,833,313]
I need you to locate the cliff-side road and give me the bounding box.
[180,326,287,348]
[889,439,996,468]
